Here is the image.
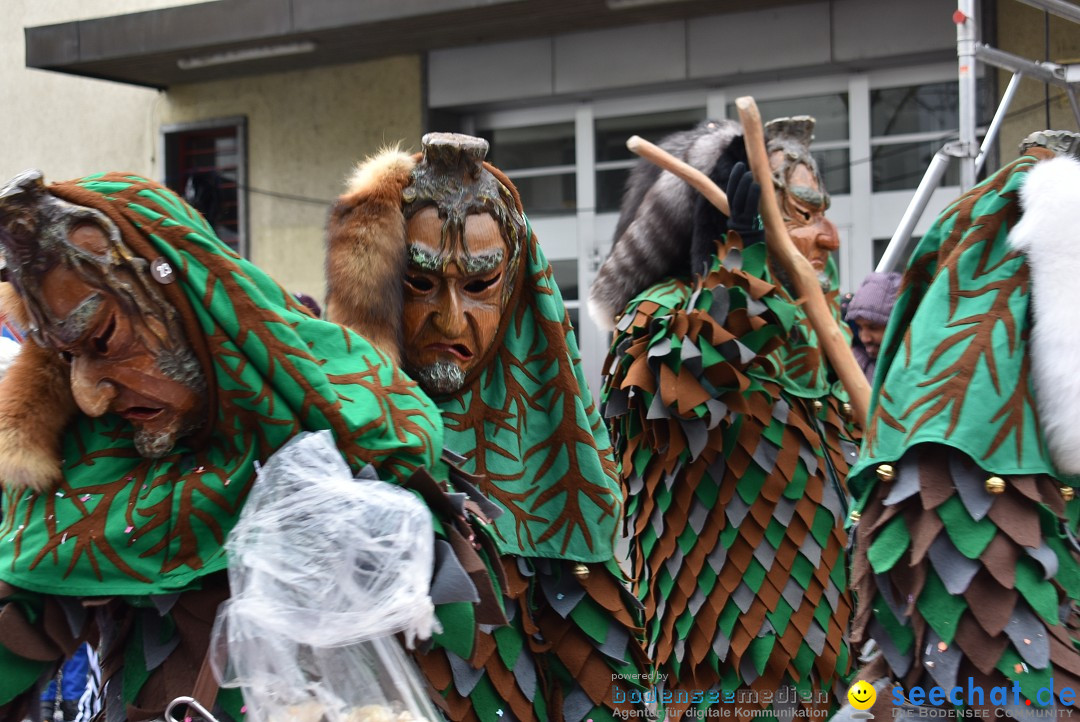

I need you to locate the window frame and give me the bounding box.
[866,63,992,192]
[160,116,249,258]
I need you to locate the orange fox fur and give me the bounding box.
[0,283,77,492]
[325,148,415,364]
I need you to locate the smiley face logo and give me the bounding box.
[848,680,876,711]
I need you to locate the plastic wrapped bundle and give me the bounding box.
[211,431,441,722]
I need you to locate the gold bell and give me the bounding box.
[573,563,590,580]
[849,510,861,523]
[842,402,854,421]
[985,476,1006,495]
[875,464,896,483]
[812,400,824,413]
[1062,486,1075,501]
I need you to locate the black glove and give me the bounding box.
[725,161,763,246]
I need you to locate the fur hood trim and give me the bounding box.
[325,147,415,363]
[0,338,75,493]
[0,282,76,493]
[344,147,415,198]
[1008,154,1080,474]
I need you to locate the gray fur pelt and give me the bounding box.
[588,119,742,331]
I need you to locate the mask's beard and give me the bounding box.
[411,360,467,395]
[134,427,178,459]
[816,269,832,293]
[133,410,204,459]
[771,261,833,295]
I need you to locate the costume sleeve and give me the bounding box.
[408,462,652,722]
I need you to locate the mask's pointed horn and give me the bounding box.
[0,169,46,201]
[0,170,51,284]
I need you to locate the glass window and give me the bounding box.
[596,168,634,214]
[595,108,707,163]
[872,141,961,191]
[727,93,849,142]
[507,175,577,215]
[873,238,889,267]
[550,259,579,301]
[872,83,955,136]
[594,108,706,213]
[550,259,579,330]
[869,79,994,191]
[565,305,580,331]
[871,80,993,136]
[873,236,920,268]
[163,122,246,255]
[814,148,851,195]
[479,122,576,215]
[480,122,575,169]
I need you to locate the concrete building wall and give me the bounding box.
[6,1,423,302]
[155,56,423,301]
[1,0,206,182]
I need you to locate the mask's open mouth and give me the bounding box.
[120,406,163,422]
[429,343,473,361]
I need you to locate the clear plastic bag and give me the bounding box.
[211,431,442,722]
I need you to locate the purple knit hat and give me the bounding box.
[846,271,902,327]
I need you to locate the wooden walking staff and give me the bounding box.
[734,95,870,424]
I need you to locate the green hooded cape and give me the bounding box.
[848,147,1080,707]
[0,173,443,715]
[850,156,1061,487]
[0,173,441,595]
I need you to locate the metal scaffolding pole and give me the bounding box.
[1015,0,1080,24]
[957,0,979,190]
[976,71,1024,173]
[974,43,1080,127]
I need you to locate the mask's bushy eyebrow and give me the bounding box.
[462,249,504,275]
[48,293,103,347]
[788,185,826,208]
[407,244,504,275]
[407,243,442,272]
